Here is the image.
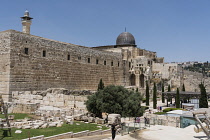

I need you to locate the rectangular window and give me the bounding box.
[67,54,70,60]
[111,61,113,66]
[118,62,120,67]
[24,48,29,55]
[43,50,46,57]
[96,59,99,64]
[88,58,90,63]
[78,56,81,60]
[104,60,106,65]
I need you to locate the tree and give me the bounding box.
[182,83,185,91]
[86,85,144,117]
[123,89,144,117]
[176,88,180,108]
[146,81,150,106]
[168,84,171,92]
[199,83,208,108]
[97,78,104,91]
[153,83,157,109]
[168,84,171,103]
[162,83,165,103]
[85,93,102,117]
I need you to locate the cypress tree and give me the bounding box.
[176,88,180,108]
[97,78,104,91]
[182,83,185,91]
[199,83,208,108]
[162,83,165,103]
[153,83,157,109]
[167,85,171,104]
[168,84,171,92]
[146,81,150,106]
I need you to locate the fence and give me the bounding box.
[121,115,181,136]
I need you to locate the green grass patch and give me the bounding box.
[2,121,108,140]
[163,108,182,113]
[154,112,166,115]
[0,113,31,120]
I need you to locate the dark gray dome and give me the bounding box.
[116,32,135,45]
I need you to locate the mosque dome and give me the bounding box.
[116,32,135,45]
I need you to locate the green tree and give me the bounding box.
[176,88,180,108]
[168,84,171,92]
[86,85,144,117]
[146,81,150,106]
[153,83,157,109]
[167,84,171,104]
[85,93,102,117]
[162,83,165,103]
[97,78,104,91]
[199,83,208,108]
[124,90,144,117]
[182,83,185,91]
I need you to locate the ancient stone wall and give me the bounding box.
[12,88,89,110]
[0,31,11,101]
[6,30,125,97]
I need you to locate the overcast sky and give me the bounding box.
[1,0,210,62]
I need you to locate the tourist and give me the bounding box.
[111,123,116,140]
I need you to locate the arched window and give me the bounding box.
[140,74,144,88]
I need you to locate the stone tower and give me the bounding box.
[20,10,33,34]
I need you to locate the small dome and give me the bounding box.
[116,32,135,45]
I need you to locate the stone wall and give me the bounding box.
[0,31,11,101]
[0,30,127,101]
[183,70,210,92]
[12,88,89,110]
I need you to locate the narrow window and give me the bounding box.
[129,62,131,68]
[78,56,81,60]
[96,59,99,64]
[111,61,113,66]
[104,60,106,65]
[43,50,46,57]
[67,54,70,60]
[118,62,120,67]
[88,58,90,63]
[24,48,29,55]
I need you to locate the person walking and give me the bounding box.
[111,123,116,140]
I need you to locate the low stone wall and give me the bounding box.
[22,129,110,140]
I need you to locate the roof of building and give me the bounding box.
[116,32,135,45]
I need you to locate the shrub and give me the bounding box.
[163,108,182,113]
[154,112,166,115]
[142,98,146,103]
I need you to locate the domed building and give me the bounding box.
[93,31,165,90]
[116,32,136,46]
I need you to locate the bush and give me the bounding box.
[142,98,146,103]
[163,108,182,113]
[154,112,166,115]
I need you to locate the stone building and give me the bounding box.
[0,10,174,101]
